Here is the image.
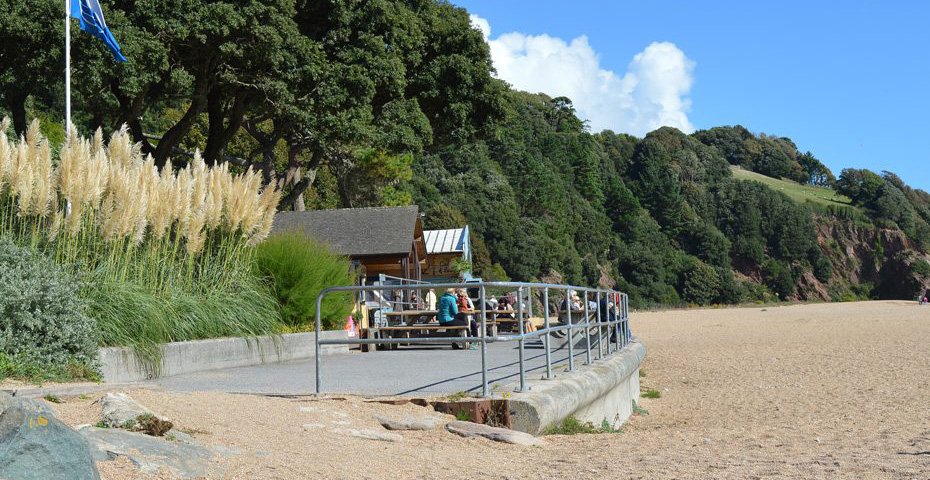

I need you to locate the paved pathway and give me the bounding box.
[154,333,623,396]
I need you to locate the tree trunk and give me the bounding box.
[203,90,248,166]
[284,147,307,211]
[8,94,28,136]
[284,165,305,211]
[277,148,321,211]
[152,64,212,168]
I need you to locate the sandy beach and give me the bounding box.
[49,300,930,479]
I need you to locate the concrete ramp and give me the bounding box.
[506,341,646,434]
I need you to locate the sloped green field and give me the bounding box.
[730,166,857,210]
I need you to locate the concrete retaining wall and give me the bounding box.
[508,340,646,435]
[99,331,350,383]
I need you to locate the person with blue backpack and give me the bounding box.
[437,289,478,350]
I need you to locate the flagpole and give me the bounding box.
[65,0,72,135]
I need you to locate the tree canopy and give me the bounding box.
[1,0,504,209]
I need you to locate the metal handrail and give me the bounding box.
[314,281,632,397]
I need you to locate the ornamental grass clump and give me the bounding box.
[0,118,281,292]
[254,233,354,331]
[0,118,285,373]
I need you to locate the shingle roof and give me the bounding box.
[424,228,466,254]
[271,206,420,257]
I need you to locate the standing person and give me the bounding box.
[425,288,437,310]
[600,293,619,343]
[438,289,478,349]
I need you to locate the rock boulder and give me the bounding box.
[373,414,441,431]
[445,420,545,446]
[79,426,218,479]
[0,392,101,480]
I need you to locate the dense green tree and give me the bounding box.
[7,0,505,211]
[762,259,795,299]
[681,259,721,305]
[0,0,63,134]
[835,168,884,205]
[798,151,836,186]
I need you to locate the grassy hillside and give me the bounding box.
[730,166,857,210]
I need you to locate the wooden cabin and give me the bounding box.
[272,206,428,345]
[271,206,428,281]
[422,226,473,282]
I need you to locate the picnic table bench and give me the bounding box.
[374,309,540,348]
[376,322,470,350]
[371,307,606,349]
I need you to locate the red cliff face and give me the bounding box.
[805,218,930,300]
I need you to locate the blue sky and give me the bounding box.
[456,0,930,192]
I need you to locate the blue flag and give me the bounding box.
[69,0,127,63]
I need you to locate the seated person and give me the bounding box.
[497,297,536,333]
[496,297,515,318]
[487,297,499,311]
[438,289,478,350]
[456,289,473,312]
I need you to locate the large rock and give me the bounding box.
[373,414,441,431]
[79,426,219,479]
[445,420,545,446]
[330,428,402,443]
[97,392,193,440]
[98,392,163,428]
[0,392,101,480]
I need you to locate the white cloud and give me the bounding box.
[469,14,490,40]
[470,14,695,136]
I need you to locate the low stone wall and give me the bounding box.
[508,340,646,435]
[99,331,350,383]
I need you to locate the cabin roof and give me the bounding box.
[424,228,467,254]
[272,206,423,257]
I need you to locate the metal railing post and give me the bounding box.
[527,287,534,318]
[584,290,592,365]
[516,286,527,392]
[604,290,617,356]
[595,290,603,360]
[597,290,612,357]
[615,291,622,349]
[607,291,620,353]
[543,287,553,379]
[616,291,623,351]
[315,292,324,394]
[479,285,488,397]
[613,291,620,354]
[624,293,631,346]
[565,287,574,372]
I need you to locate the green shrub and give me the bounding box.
[912,259,930,278]
[254,233,354,330]
[681,260,721,305]
[544,416,622,435]
[0,238,99,380]
[641,389,662,399]
[762,258,795,299]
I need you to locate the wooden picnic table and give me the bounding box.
[375,308,535,344]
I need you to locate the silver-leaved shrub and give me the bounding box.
[0,238,99,379]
